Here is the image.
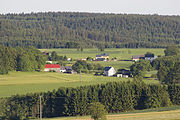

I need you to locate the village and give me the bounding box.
[43,51,158,78]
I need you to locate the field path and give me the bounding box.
[107,110,180,120]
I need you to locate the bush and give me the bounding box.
[0,66,8,75]
[88,102,107,120]
[151,74,157,78]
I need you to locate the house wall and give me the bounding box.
[133,58,139,61]
[44,68,60,72]
[104,68,116,76]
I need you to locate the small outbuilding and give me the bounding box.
[96,53,109,61]
[64,66,77,74]
[132,55,145,61]
[145,54,157,62]
[117,69,132,78]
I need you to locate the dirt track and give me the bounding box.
[107,110,180,120]
[70,110,180,120]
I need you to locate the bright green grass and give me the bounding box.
[0,72,159,98]
[145,70,158,78]
[40,48,164,60]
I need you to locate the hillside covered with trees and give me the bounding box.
[0,12,180,48]
[0,46,46,74]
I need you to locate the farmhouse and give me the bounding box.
[44,64,61,72]
[132,55,145,61]
[67,58,72,61]
[96,53,109,61]
[145,54,157,62]
[64,66,77,74]
[104,66,116,76]
[117,69,131,78]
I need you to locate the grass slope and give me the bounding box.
[0,72,159,98]
[40,48,164,60]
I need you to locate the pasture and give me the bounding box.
[0,71,159,98]
[40,48,164,60]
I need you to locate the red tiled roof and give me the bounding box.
[45,64,60,68]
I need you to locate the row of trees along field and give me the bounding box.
[0,81,179,120]
[0,12,180,48]
[0,46,46,74]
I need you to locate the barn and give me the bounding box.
[44,64,61,72]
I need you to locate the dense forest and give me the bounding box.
[0,46,46,74]
[0,12,180,48]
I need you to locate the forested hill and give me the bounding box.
[0,12,180,48]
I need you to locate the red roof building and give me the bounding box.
[45,64,60,68]
[44,64,61,72]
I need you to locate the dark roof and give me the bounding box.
[96,55,101,57]
[96,53,109,57]
[104,66,113,71]
[118,69,131,75]
[101,53,109,56]
[145,54,154,57]
[64,66,72,70]
[132,55,145,59]
[97,58,106,61]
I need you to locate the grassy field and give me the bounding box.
[32,106,180,120]
[88,60,133,69]
[40,48,165,60]
[0,71,159,98]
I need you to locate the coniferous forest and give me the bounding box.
[0,12,180,48]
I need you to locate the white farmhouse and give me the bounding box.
[104,66,116,76]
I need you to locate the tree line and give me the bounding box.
[0,81,179,120]
[130,46,180,84]
[0,46,46,74]
[0,12,180,48]
[72,60,104,73]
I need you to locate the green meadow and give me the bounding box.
[0,48,164,98]
[40,48,164,60]
[0,71,159,98]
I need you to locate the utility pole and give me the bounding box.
[80,69,82,83]
[40,95,42,120]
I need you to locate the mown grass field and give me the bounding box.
[0,71,159,98]
[32,106,180,120]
